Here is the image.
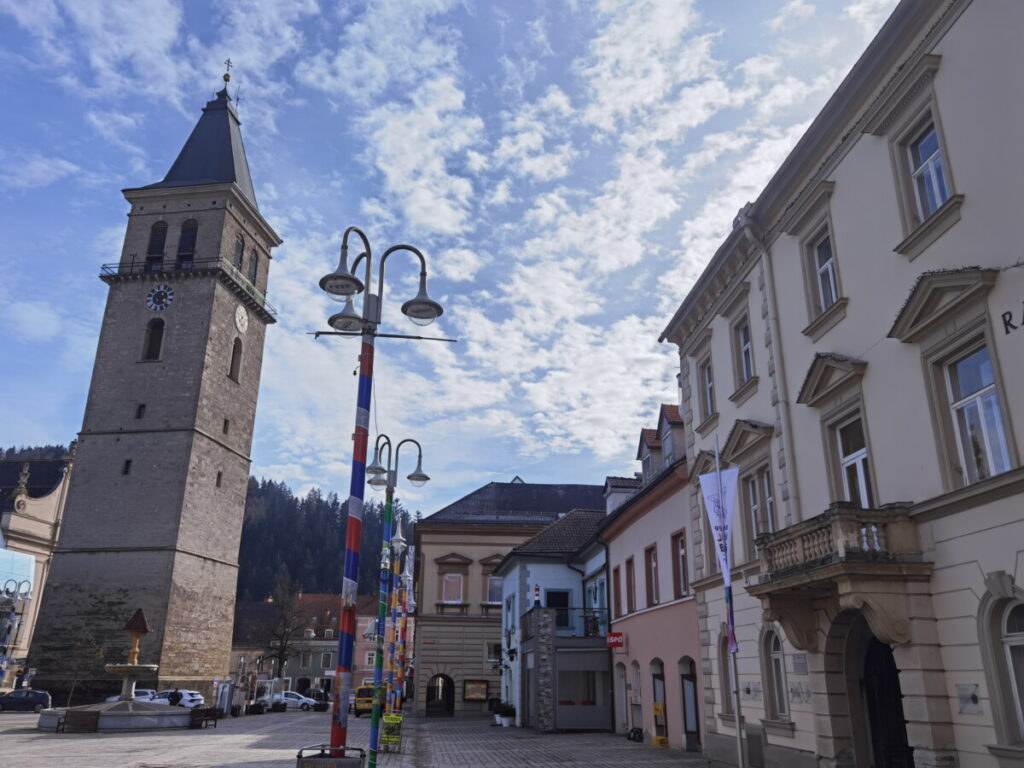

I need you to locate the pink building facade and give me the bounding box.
[601,406,703,751]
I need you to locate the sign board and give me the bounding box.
[607,632,625,648]
[381,714,403,747]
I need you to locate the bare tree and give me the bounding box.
[265,567,306,678]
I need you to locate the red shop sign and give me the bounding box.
[607,632,625,648]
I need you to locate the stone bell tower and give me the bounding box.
[30,76,281,697]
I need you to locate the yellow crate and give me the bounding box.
[651,736,668,748]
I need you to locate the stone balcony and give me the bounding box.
[747,503,932,650]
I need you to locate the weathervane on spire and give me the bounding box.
[223,57,233,84]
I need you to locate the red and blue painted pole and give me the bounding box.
[385,541,401,714]
[329,333,375,752]
[368,486,395,767]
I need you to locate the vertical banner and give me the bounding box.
[699,466,740,651]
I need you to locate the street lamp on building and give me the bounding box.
[315,227,449,755]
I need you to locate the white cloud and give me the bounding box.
[436,248,485,282]
[494,86,578,182]
[1,301,62,342]
[842,0,898,36]
[0,154,79,189]
[766,0,815,32]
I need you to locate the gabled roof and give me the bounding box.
[604,475,642,491]
[658,404,684,427]
[422,481,605,526]
[511,509,605,556]
[132,87,257,208]
[636,428,662,460]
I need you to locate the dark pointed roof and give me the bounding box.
[509,509,605,557]
[138,87,257,208]
[422,481,606,526]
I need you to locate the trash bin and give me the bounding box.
[295,744,366,767]
[231,705,242,718]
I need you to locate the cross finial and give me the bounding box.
[223,58,233,84]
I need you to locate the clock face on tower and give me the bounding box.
[234,305,249,334]
[146,284,174,311]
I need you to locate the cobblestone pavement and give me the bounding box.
[1,711,710,767]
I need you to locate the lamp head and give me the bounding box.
[327,295,363,332]
[392,519,407,554]
[406,456,429,487]
[365,449,387,479]
[401,273,443,327]
[319,244,365,296]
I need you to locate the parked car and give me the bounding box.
[352,686,374,717]
[0,689,51,713]
[151,689,205,708]
[104,688,156,703]
[273,690,317,711]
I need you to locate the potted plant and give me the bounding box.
[497,701,516,727]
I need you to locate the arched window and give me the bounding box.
[177,219,198,268]
[762,628,788,720]
[228,338,242,381]
[1003,602,1024,736]
[233,235,244,268]
[719,634,734,715]
[248,249,259,283]
[146,222,168,271]
[143,319,164,361]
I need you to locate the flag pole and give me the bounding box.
[716,434,745,768]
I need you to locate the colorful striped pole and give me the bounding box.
[368,485,395,768]
[395,579,407,713]
[329,332,374,752]
[385,522,403,715]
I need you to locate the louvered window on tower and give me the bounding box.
[143,319,164,361]
[177,219,198,268]
[248,249,259,283]
[228,338,242,381]
[233,235,244,268]
[146,222,167,272]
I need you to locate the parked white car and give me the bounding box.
[151,689,205,708]
[104,688,156,702]
[274,690,317,711]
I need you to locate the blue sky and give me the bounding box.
[0,0,897,516]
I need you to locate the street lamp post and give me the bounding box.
[365,436,429,767]
[317,228,444,753]
[395,554,414,714]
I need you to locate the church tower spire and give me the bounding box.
[30,78,282,698]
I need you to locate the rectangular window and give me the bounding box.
[223,418,230,435]
[485,642,502,662]
[644,545,659,607]
[909,122,949,219]
[486,575,503,604]
[735,321,754,383]
[625,557,636,614]
[814,233,838,312]
[699,359,715,419]
[215,471,223,488]
[135,403,146,419]
[441,573,463,603]
[546,590,571,628]
[365,651,375,667]
[671,531,688,599]
[122,459,132,475]
[321,652,333,668]
[324,629,334,640]
[946,346,1011,484]
[836,415,874,507]
[744,466,776,542]
[613,566,622,618]
[300,652,311,669]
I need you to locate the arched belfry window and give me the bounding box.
[233,235,244,269]
[143,319,164,361]
[177,219,198,268]
[248,249,259,283]
[229,337,242,381]
[145,222,167,271]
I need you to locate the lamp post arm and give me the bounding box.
[393,438,423,478]
[376,245,428,325]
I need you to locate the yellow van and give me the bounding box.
[352,686,375,717]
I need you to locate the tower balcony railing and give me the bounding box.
[100,255,276,318]
[521,607,609,641]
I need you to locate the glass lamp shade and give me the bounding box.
[319,245,365,296]
[367,473,389,490]
[365,453,387,478]
[327,296,363,332]
[401,275,443,327]
[406,458,429,487]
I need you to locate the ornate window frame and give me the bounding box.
[979,571,1024,761]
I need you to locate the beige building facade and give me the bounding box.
[660,2,1024,767]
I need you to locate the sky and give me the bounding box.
[0,0,899,517]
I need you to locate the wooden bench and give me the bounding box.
[189,707,219,729]
[56,709,100,733]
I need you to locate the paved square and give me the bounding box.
[1,711,711,767]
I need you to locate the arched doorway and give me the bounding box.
[678,656,700,751]
[650,659,668,745]
[833,611,914,768]
[425,673,455,717]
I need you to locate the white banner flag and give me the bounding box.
[699,467,740,589]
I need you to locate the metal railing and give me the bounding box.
[521,606,609,641]
[100,255,276,317]
[755,503,919,582]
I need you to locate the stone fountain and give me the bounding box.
[37,609,192,731]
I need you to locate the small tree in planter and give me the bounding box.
[496,701,516,727]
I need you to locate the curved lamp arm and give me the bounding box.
[376,245,429,324]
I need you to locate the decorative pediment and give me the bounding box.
[863,55,941,136]
[434,552,473,573]
[721,420,774,463]
[796,353,867,407]
[479,553,505,574]
[780,181,835,237]
[691,449,732,481]
[888,268,998,343]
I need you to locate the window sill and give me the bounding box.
[696,411,719,437]
[894,194,964,261]
[761,718,795,737]
[138,358,163,363]
[986,744,1024,765]
[802,297,848,342]
[728,377,758,407]
[717,712,745,727]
